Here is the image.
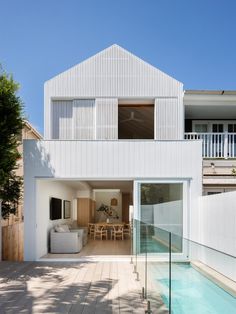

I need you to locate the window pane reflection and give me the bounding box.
[140,183,183,253]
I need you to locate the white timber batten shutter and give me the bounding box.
[95,98,118,140]
[51,100,73,139]
[155,98,184,140]
[73,99,95,140]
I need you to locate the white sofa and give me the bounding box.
[70,227,88,246]
[69,221,88,246]
[50,228,83,253]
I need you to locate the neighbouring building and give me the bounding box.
[184,90,236,195]
[1,120,42,226]
[1,121,42,262]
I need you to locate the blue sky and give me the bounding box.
[1,0,236,134]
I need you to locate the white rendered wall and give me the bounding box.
[24,139,202,260]
[77,190,92,198]
[35,180,76,259]
[197,192,236,280]
[199,191,236,256]
[94,191,122,222]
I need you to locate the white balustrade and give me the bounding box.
[184,132,236,158]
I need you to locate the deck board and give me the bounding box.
[0,261,147,313]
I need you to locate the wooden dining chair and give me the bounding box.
[88,223,95,239]
[123,223,131,238]
[111,225,124,240]
[94,225,108,240]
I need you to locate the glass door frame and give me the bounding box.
[133,179,190,261]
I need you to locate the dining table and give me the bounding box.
[94,222,125,239]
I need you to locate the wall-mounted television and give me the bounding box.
[50,197,62,220]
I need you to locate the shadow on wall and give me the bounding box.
[24,140,56,260]
[24,140,56,178]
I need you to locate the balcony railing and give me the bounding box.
[184,132,236,158]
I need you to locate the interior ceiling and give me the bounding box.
[118,105,154,139]
[118,98,154,104]
[185,105,236,119]
[54,180,133,193]
[88,180,133,193]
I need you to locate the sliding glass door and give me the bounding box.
[138,182,184,254]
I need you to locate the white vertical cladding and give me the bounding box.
[24,139,202,260]
[51,100,73,139]
[24,140,202,180]
[44,45,181,98]
[95,98,118,139]
[73,99,95,139]
[44,45,184,139]
[44,84,51,139]
[155,97,184,140]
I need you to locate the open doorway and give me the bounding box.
[37,179,133,259]
[118,104,154,139]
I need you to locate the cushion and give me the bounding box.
[61,224,70,232]
[55,225,67,233]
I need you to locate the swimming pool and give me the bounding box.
[140,237,169,253]
[140,232,183,254]
[151,262,236,314]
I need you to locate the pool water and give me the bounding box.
[140,234,183,254]
[140,236,170,253]
[152,263,236,314]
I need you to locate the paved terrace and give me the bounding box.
[0,261,150,314]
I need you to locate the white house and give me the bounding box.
[23,45,235,269]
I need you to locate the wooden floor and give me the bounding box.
[0,261,147,313]
[43,238,131,259]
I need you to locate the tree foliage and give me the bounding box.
[0,68,24,219]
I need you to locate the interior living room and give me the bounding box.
[35,179,133,260]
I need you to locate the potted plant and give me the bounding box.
[97,203,119,222]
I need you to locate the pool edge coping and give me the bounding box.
[191,261,236,298]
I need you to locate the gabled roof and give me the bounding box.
[45,44,182,98]
[24,120,42,139]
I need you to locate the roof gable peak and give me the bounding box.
[45,44,182,87]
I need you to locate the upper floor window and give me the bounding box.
[118,104,154,139]
[228,124,236,133]
[192,120,236,133]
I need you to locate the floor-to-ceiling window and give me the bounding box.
[139,183,183,253]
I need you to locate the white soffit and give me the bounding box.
[185,105,236,119]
